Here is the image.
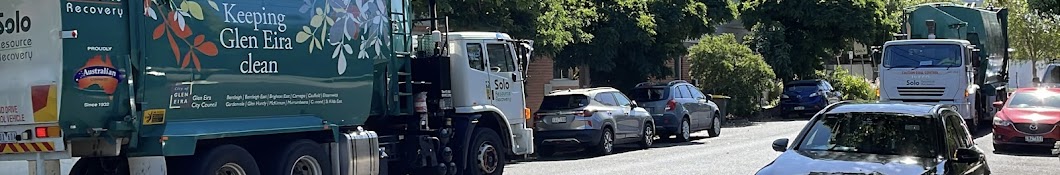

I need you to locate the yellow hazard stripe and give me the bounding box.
[0,142,55,154]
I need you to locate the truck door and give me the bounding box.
[483,42,526,124]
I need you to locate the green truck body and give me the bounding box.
[3,0,531,174]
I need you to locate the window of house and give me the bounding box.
[486,44,515,72]
[467,43,485,71]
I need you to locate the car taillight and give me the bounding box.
[665,100,676,111]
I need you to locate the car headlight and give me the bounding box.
[808,92,820,97]
[993,117,1012,126]
[781,94,789,98]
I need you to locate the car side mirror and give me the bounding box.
[954,148,981,163]
[772,138,789,152]
[630,101,639,108]
[992,101,1004,109]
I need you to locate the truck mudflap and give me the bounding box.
[0,0,70,161]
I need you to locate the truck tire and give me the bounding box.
[192,144,261,175]
[468,128,505,175]
[269,140,332,175]
[70,158,103,175]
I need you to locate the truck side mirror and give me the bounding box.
[970,48,982,67]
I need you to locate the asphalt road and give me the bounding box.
[505,120,1060,175]
[0,120,1056,175]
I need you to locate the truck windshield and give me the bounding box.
[884,44,963,68]
[540,95,590,110]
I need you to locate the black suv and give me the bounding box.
[758,102,990,175]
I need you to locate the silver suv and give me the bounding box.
[630,80,721,142]
[534,87,655,156]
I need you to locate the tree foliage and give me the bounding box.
[1029,0,1060,16]
[741,0,896,81]
[689,34,776,117]
[988,0,1060,62]
[414,0,738,90]
[556,0,738,90]
[411,0,598,55]
[813,69,878,100]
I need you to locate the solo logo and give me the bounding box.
[0,10,31,35]
[73,54,123,95]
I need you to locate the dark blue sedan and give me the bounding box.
[779,79,841,117]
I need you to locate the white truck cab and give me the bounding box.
[878,39,988,126]
[418,32,536,155]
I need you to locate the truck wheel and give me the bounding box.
[468,128,505,175]
[193,144,261,175]
[269,140,332,175]
[70,158,103,175]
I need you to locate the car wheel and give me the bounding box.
[707,114,721,138]
[673,118,691,142]
[593,128,615,156]
[638,123,654,149]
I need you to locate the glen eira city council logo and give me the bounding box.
[73,54,123,95]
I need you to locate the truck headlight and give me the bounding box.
[993,117,1012,126]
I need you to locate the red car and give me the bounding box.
[992,88,1060,151]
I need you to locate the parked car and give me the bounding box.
[779,79,842,117]
[630,80,722,142]
[534,87,655,156]
[758,102,991,175]
[991,88,1060,152]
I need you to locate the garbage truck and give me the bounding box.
[0,0,536,175]
[877,2,1011,129]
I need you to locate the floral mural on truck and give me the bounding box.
[143,0,393,75]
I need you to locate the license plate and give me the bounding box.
[1026,136,1044,143]
[0,131,17,143]
[551,117,567,123]
[794,106,805,110]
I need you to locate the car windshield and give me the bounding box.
[630,88,668,101]
[884,44,963,68]
[1006,91,1060,109]
[540,95,590,110]
[798,113,939,158]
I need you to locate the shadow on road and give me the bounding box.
[970,124,993,139]
[514,140,705,163]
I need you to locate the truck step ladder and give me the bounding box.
[389,0,414,116]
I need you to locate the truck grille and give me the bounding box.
[896,87,946,97]
[1014,123,1056,135]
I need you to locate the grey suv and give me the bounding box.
[534,87,655,156]
[630,80,721,142]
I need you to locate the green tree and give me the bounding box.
[689,34,776,117]
[1029,0,1060,15]
[554,0,738,89]
[415,0,738,90]
[741,0,897,81]
[411,0,598,55]
[988,0,1060,76]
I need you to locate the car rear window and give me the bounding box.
[785,85,819,92]
[630,88,669,101]
[540,95,590,110]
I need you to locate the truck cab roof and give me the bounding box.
[884,39,971,46]
[446,32,514,41]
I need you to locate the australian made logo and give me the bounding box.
[73,54,123,95]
